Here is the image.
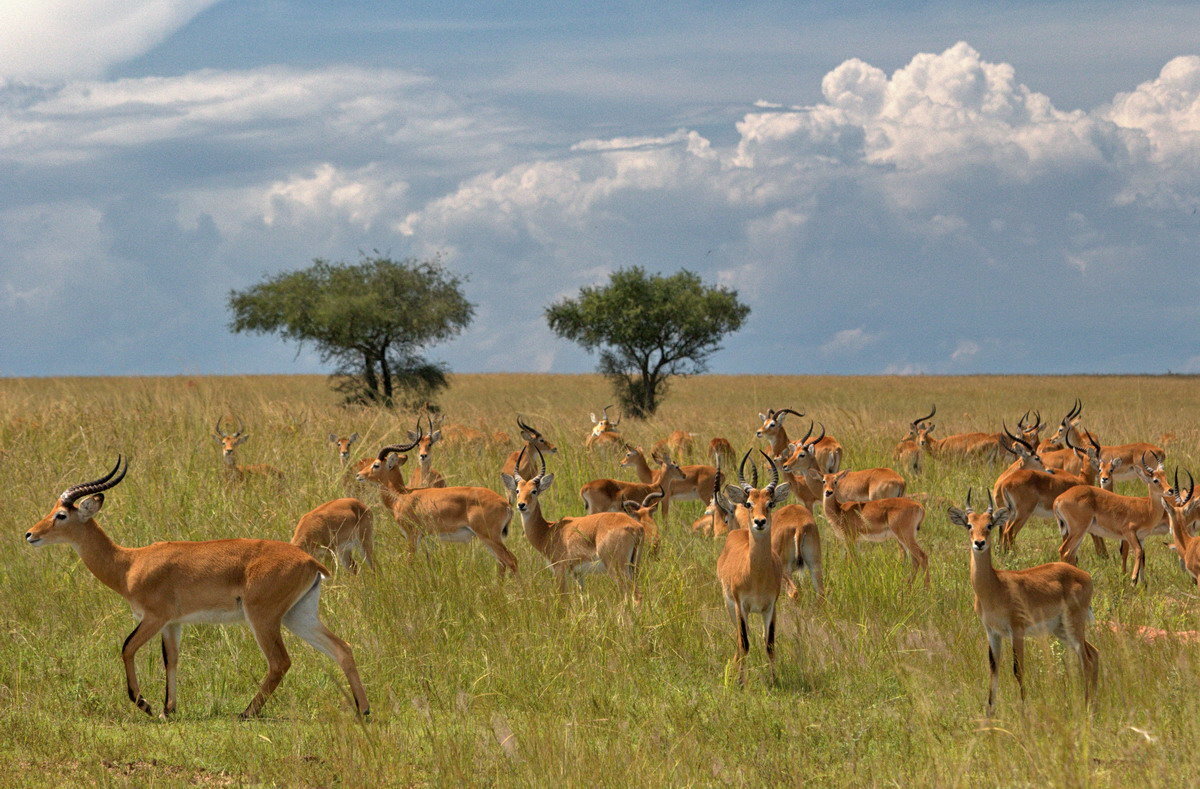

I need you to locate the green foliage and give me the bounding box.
[228,255,473,407]
[545,267,749,417]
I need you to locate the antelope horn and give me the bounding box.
[379,419,423,460]
[737,448,754,492]
[516,415,539,436]
[513,444,529,481]
[641,487,665,508]
[1002,422,1032,453]
[774,407,804,420]
[234,414,245,437]
[1186,469,1196,505]
[534,444,547,479]
[761,450,780,492]
[1033,411,1043,430]
[1017,410,1030,429]
[986,489,995,514]
[809,422,826,448]
[1088,433,1102,457]
[1174,467,1181,499]
[799,420,814,446]
[1140,451,1155,474]
[912,404,936,427]
[965,489,974,513]
[60,455,128,505]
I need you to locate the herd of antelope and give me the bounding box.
[22,399,1189,719]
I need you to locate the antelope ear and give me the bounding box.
[803,468,823,483]
[214,433,224,442]
[758,412,768,422]
[349,433,359,443]
[500,473,517,492]
[328,433,338,443]
[77,493,106,519]
[1110,458,1122,469]
[235,434,249,445]
[947,507,969,528]
[725,485,748,505]
[407,430,421,442]
[520,430,535,441]
[926,423,936,433]
[771,483,790,504]
[622,500,640,514]
[386,453,406,469]
[834,470,850,482]
[537,473,555,492]
[991,508,1012,531]
[430,431,440,443]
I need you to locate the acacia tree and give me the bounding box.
[228,255,473,407]
[546,267,749,418]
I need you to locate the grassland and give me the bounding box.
[2,373,1199,787]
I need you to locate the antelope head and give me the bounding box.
[27,455,129,546]
[328,432,360,461]
[501,445,553,513]
[724,449,790,532]
[214,415,248,456]
[948,489,1013,553]
[756,407,803,440]
[517,416,558,454]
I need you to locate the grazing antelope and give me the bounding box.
[26,457,369,718]
[709,437,735,467]
[756,407,842,473]
[501,416,558,496]
[585,405,623,450]
[805,467,929,585]
[948,490,1098,715]
[214,416,283,481]
[779,422,904,507]
[291,498,375,573]
[913,405,1005,463]
[501,446,644,597]
[894,405,935,473]
[328,432,360,463]
[621,444,716,518]
[407,416,446,488]
[1054,451,1170,584]
[580,452,685,519]
[357,429,517,575]
[1163,469,1200,587]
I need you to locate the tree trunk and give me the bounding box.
[379,352,394,406]
[362,351,380,401]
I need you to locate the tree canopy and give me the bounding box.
[545,267,749,417]
[228,255,473,407]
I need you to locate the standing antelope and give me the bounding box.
[756,407,842,473]
[805,467,929,585]
[948,490,1098,715]
[407,416,446,488]
[709,437,735,467]
[581,451,685,520]
[653,430,696,462]
[291,498,375,573]
[894,405,935,473]
[1163,469,1200,587]
[214,416,283,481]
[328,432,359,463]
[501,416,558,496]
[1038,399,1100,453]
[779,422,904,507]
[501,446,644,597]
[716,451,790,685]
[620,444,716,519]
[357,428,517,575]
[585,405,623,450]
[26,457,369,718]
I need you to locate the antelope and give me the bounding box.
[1163,469,1200,587]
[407,416,446,488]
[580,452,685,519]
[716,450,790,685]
[1015,410,1045,450]
[621,444,716,518]
[709,437,735,466]
[947,490,1098,715]
[501,416,558,497]
[501,446,644,597]
[756,407,842,472]
[585,405,623,450]
[913,405,1005,463]
[1054,451,1170,584]
[214,416,283,480]
[26,457,369,718]
[1091,433,1167,483]
[290,498,375,573]
[1038,399,1102,452]
[328,432,359,462]
[894,405,935,473]
[653,430,696,461]
[805,467,929,585]
[356,428,517,575]
[779,422,904,507]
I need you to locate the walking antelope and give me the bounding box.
[501,416,558,495]
[501,446,644,597]
[716,451,790,685]
[1163,470,1200,587]
[25,457,369,718]
[328,432,359,462]
[913,405,1005,463]
[580,452,685,519]
[585,405,623,450]
[407,415,446,488]
[779,422,904,507]
[620,444,716,518]
[804,466,929,585]
[214,416,283,480]
[1054,451,1170,584]
[290,498,375,573]
[756,407,842,473]
[947,490,1098,715]
[357,429,517,575]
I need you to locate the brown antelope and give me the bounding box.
[407,416,446,488]
[290,498,375,573]
[1163,470,1200,587]
[328,432,359,462]
[501,446,644,597]
[779,422,904,507]
[1015,410,1045,450]
[26,457,369,719]
[580,452,685,519]
[1038,399,1099,452]
[621,444,716,518]
[805,467,929,585]
[585,405,623,450]
[709,437,735,466]
[356,430,517,575]
[214,416,283,480]
[653,430,696,461]
[756,407,842,472]
[947,490,1098,715]
[914,405,1005,462]
[501,416,558,496]
[1054,451,1170,584]
[716,450,789,685]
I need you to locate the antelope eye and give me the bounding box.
[55,511,67,520]
[742,502,752,509]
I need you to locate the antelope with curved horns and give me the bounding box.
[585,405,623,451]
[803,465,928,585]
[1163,469,1200,588]
[357,422,517,575]
[290,498,375,573]
[328,432,359,463]
[26,456,369,718]
[620,444,716,519]
[501,416,558,498]
[948,490,1098,716]
[580,450,685,519]
[501,446,644,597]
[1053,451,1170,584]
[1039,399,1098,452]
[894,405,936,473]
[756,407,842,473]
[214,415,283,481]
[716,450,790,685]
[407,415,446,488]
[1016,410,1045,449]
[779,421,904,508]
[913,404,1006,463]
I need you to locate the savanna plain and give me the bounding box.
[2,373,1199,787]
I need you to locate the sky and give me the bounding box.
[2,1,1199,377]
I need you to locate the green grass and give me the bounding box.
[2,373,1200,786]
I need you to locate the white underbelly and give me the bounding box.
[173,607,246,625]
[437,526,475,543]
[857,531,893,543]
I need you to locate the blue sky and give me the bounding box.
[2,1,1199,376]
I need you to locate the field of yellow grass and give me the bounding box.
[2,373,1199,785]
